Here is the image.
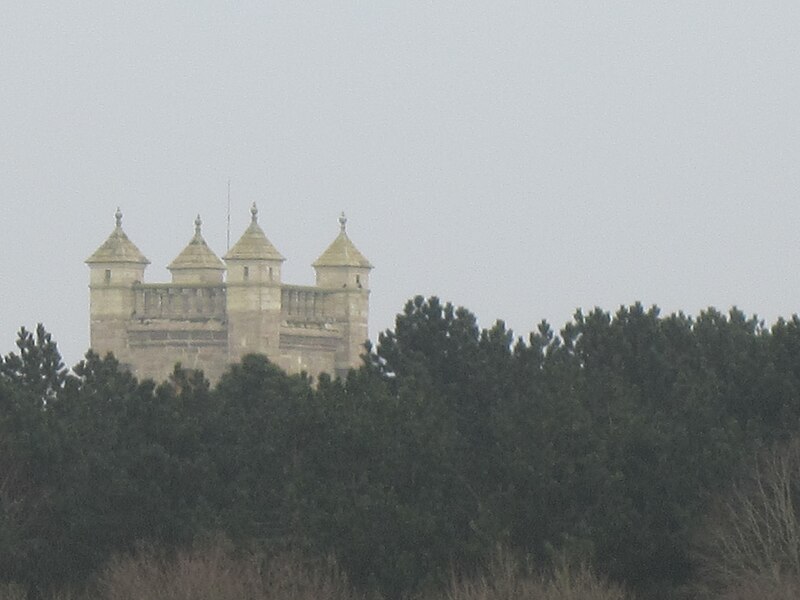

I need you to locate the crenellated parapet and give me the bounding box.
[133,284,227,321]
[281,285,330,322]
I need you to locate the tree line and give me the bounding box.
[3,296,800,598]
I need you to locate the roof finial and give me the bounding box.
[115,207,123,228]
[339,211,347,233]
[194,214,202,236]
[251,202,258,223]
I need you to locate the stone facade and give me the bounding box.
[86,206,372,383]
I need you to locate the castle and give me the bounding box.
[86,205,372,383]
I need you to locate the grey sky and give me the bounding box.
[2,2,799,368]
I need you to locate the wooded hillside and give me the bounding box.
[3,296,800,599]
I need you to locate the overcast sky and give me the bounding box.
[2,2,800,368]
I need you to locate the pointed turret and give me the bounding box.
[313,212,372,378]
[313,212,372,289]
[224,203,284,362]
[86,207,150,269]
[223,202,285,283]
[168,215,225,284]
[86,207,149,289]
[86,208,149,363]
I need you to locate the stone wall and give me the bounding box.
[126,318,229,383]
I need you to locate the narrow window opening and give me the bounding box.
[104,269,112,283]
[269,267,273,281]
[243,266,250,281]
[355,274,361,287]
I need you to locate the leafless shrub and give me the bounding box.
[442,548,631,600]
[7,542,633,600]
[258,552,362,600]
[712,575,800,600]
[696,439,800,597]
[94,540,359,600]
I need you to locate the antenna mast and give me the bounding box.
[226,178,231,250]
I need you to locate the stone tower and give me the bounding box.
[223,203,286,364]
[85,208,150,369]
[313,212,373,375]
[86,206,372,383]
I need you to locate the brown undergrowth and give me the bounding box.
[0,543,632,600]
[439,549,631,600]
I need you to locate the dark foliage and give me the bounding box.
[2,300,800,598]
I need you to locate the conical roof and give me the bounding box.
[313,213,372,269]
[223,203,285,262]
[168,215,225,271]
[86,208,150,265]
